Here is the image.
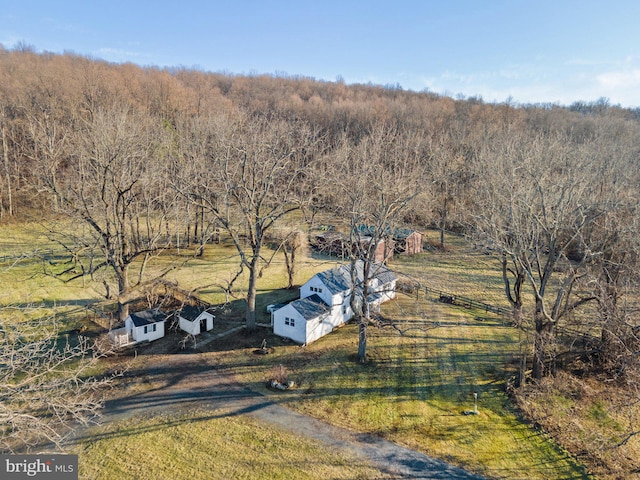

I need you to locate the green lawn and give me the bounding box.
[208,293,591,479]
[75,410,386,480]
[1,224,595,478]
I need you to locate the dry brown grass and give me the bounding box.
[76,409,387,480]
[515,371,640,479]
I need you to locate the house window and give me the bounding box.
[143,324,157,334]
[284,317,295,327]
[310,286,323,294]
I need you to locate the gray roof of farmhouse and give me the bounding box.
[178,305,214,322]
[289,294,330,320]
[374,266,397,285]
[315,265,353,294]
[315,261,396,294]
[129,308,166,327]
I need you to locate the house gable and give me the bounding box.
[273,303,308,344]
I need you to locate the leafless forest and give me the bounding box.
[1,47,640,460]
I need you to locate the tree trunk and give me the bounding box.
[439,197,447,248]
[117,265,130,323]
[245,257,259,332]
[1,121,13,217]
[357,319,367,363]
[532,300,553,380]
[197,205,206,256]
[283,249,293,289]
[502,254,525,327]
[532,331,545,380]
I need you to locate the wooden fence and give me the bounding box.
[399,280,512,321]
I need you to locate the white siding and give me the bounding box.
[304,316,327,344]
[179,312,214,336]
[179,317,199,335]
[273,304,307,344]
[129,321,165,343]
[276,263,396,345]
[124,311,166,344]
[300,277,333,306]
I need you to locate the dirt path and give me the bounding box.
[85,352,484,479]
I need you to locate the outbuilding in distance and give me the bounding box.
[177,305,215,336]
[124,308,167,343]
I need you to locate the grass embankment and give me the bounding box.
[77,409,385,480]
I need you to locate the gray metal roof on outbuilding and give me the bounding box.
[179,305,212,322]
[129,308,166,327]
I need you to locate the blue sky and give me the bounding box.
[3,1,640,107]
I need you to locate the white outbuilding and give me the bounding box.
[124,308,166,343]
[178,305,215,336]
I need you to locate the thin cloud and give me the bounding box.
[415,55,640,107]
[96,47,144,61]
[596,57,640,89]
[598,69,640,88]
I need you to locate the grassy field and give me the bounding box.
[0,220,104,329]
[75,409,386,480]
[1,224,598,478]
[206,297,590,479]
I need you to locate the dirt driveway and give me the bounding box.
[95,351,484,480]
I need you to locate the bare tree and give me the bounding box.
[0,104,14,218]
[0,313,113,453]
[267,228,308,289]
[327,126,424,362]
[427,135,471,247]
[475,130,606,379]
[36,105,179,322]
[175,112,315,331]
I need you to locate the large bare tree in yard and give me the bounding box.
[267,227,309,289]
[475,130,608,380]
[175,112,315,332]
[327,127,425,363]
[36,105,177,322]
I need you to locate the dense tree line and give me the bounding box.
[1,47,639,386]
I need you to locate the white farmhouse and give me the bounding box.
[178,305,215,336]
[273,261,396,344]
[124,308,166,343]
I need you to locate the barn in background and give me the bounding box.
[392,228,423,255]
